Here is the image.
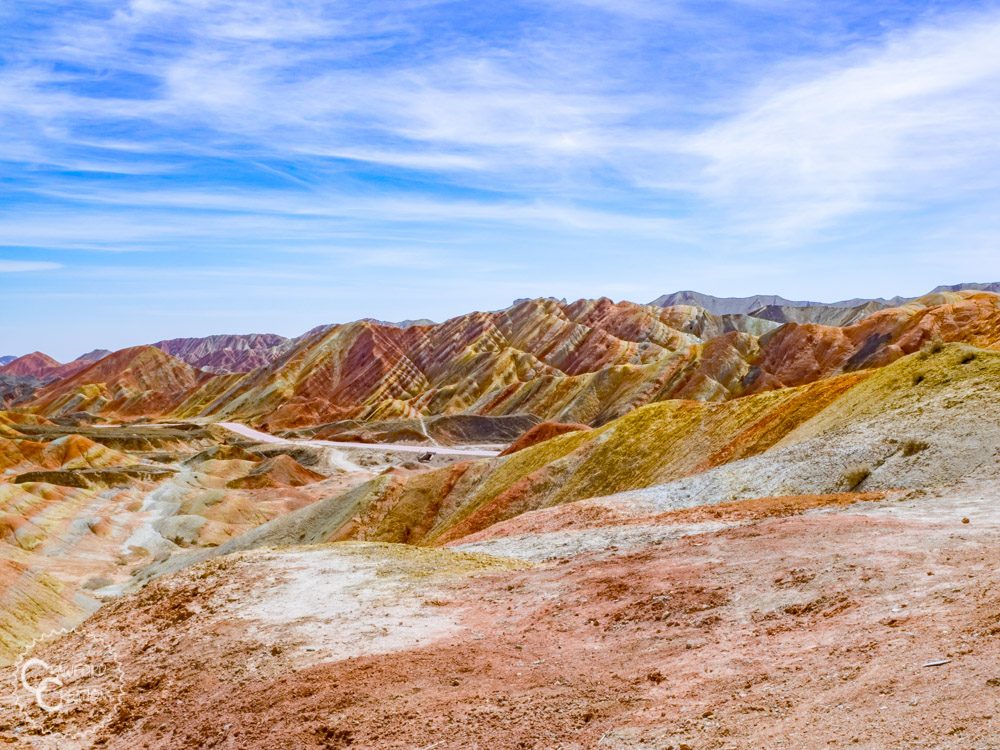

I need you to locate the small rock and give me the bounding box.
[962,517,970,524]
[922,659,951,667]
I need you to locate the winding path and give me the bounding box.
[216,422,503,458]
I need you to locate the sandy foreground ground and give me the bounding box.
[1,484,998,749]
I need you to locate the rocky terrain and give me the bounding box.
[1,287,999,748]
[152,334,291,374]
[11,289,1000,433]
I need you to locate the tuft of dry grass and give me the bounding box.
[901,440,930,457]
[842,466,872,491]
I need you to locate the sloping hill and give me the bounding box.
[179,292,1000,431]
[187,298,771,429]
[2,434,135,472]
[0,352,61,380]
[196,342,1000,557]
[588,342,1000,514]
[154,333,291,373]
[27,346,210,418]
[745,291,1000,392]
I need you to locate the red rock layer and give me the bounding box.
[0,352,61,379]
[499,422,592,456]
[746,291,1000,392]
[21,292,1000,428]
[29,346,209,418]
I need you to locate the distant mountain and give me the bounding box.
[0,356,16,366]
[153,334,291,373]
[749,300,889,327]
[649,290,908,314]
[75,349,112,362]
[0,351,62,379]
[360,318,436,328]
[0,349,117,385]
[930,282,1000,294]
[46,349,116,381]
[650,282,999,319]
[29,346,207,417]
[650,291,834,315]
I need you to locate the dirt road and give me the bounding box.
[216,422,503,457]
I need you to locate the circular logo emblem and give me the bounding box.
[9,628,125,739]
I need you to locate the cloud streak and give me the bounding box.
[687,10,1000,239]
[0,261,62,272]
[2,0,1000,357]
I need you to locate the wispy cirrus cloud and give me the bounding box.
[0,260,62,272]
[3,0,1000,358]
[7,2,1000,233]
[686,10,1000,239]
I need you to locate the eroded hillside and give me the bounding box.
[3,295,1000,749]
[20,291,1000,434]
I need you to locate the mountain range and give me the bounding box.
[3,283,1000,748]
[9,282,998,372]
[2,285,998,437]
[649,281,1000,314]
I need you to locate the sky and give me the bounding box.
[3,0,1000,360]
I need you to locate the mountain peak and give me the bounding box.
[0,351,62,378]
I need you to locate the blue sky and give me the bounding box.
[3,0,1000,360]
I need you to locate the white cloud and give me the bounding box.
[3,0,1000,260]
[0,187,689,249]
[685,11,1000,239]
[0,261,62,272]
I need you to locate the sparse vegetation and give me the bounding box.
[842,466,872,491]
[901,440,930,457]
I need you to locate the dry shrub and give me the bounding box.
[842,466,871,491]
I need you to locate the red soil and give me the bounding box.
[499,422,592,456]
[456,492,888,544]
[12,502,998,749]
[226,454,326,489]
